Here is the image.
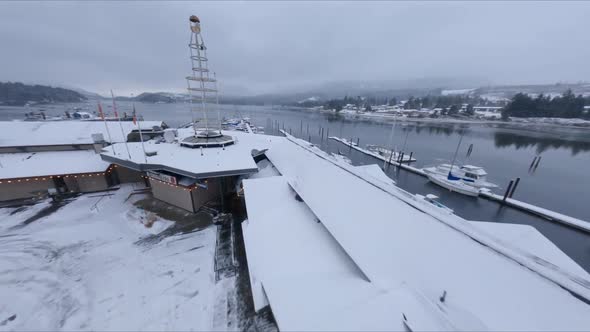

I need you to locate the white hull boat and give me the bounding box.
[426,173,480,197]
[423,164,497,189]
[415,194,454,214]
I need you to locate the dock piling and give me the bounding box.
[509,177,520,198]
[503,180,514,203]
[409,151,413,163]
[529,156,538,171]
[534,156,542,169]
[398,152,405,166]
[387,150,394,170]
[356,137,360,147]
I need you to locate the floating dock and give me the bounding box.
[329,136,417,163]
[330,135,590,234]
[479,190,590,234]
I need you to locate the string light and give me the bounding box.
[0,169,114,185]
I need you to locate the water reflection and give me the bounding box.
[494,131,590,155]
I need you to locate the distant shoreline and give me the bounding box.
[298,107,590,130]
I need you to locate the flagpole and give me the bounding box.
[98,102,116,155]
[133,103,148,163]
[111,90,132,160]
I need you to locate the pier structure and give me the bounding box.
[330,134,590,232]
[241,131,590,330]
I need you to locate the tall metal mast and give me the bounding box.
[181,15,234,149]
[186,15,218,138]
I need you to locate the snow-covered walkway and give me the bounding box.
[0,186,234,331]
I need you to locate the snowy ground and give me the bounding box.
[0,185,242,331]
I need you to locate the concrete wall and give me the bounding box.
[0,175,112,201]
[116,166,144,183]
[0,144,95,153]
[149,179,194,212]
[64,177,80,192]
[191,178,222,209]
[0,178,55,201]
[77,176,110,193]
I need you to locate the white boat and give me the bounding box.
[426,172,480,197]
[415,194,454,214]
[423,164,497,189]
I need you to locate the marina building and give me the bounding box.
[0,120,164,202]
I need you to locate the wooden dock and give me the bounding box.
[329,136,417,163]
[330,135,590,233]
[479,190,590,234]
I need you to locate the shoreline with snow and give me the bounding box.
[302,107,590,130]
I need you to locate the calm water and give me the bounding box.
[3,102,590,272]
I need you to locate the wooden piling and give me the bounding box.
[503,180,514,203]
[529,156,538,170]
[534,156,542,169]
[387,150,394,170]
[509,177,520,198]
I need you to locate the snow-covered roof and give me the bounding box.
[243,176,450,330]
[0,120,164,147]
[0,150,110,179]
[101,129,281,179]
[473,221,587,277]
[244,133,590,330]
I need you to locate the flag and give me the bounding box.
[98,103,105,120]
[132,105,137,125]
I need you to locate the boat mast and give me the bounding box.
[449,133,464,178]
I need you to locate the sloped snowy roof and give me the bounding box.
[0,150,110,179]
[244,133,590,330]
[0,120,164,147]
[244,176,468,331]
[473,221,587,277]
[101,130,282,179]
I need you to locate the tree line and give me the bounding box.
[0,82,87,106]
[502,90,590,119]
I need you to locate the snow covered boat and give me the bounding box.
[423,164,497,189]
[426,172,480,197]
[415,194,454,214]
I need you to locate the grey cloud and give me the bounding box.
[1,1,589,96]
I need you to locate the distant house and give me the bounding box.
[473,106,503,113]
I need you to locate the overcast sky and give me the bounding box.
[1,1,589,96]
